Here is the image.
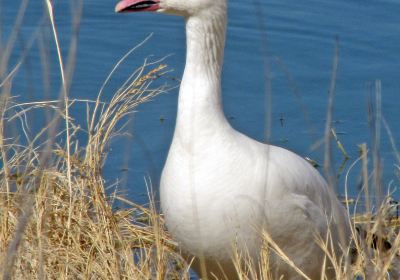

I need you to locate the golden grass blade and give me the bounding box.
[44,0,74,233]
[262,231,312,280]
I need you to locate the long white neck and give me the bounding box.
[174,10,230,145]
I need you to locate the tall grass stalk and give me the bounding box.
[45,0,74,235]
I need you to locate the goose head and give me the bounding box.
[115,0,226,17]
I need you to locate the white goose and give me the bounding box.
[116,0,350,279]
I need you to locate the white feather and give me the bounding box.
[154,0,351,278]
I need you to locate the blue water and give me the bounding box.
[2,0,400,203]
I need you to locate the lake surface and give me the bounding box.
[2,0,400,203]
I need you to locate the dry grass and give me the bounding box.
[0,59,190,279]
[0,2,190,278]
[228,196,400,280]
[1,79,399,280]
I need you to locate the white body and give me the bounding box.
[154,1,351,279]
[162,128,348,278]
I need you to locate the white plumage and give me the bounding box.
[116,0,350,278]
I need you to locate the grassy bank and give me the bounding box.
[0,85,399,280]
[0,60,189,279]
